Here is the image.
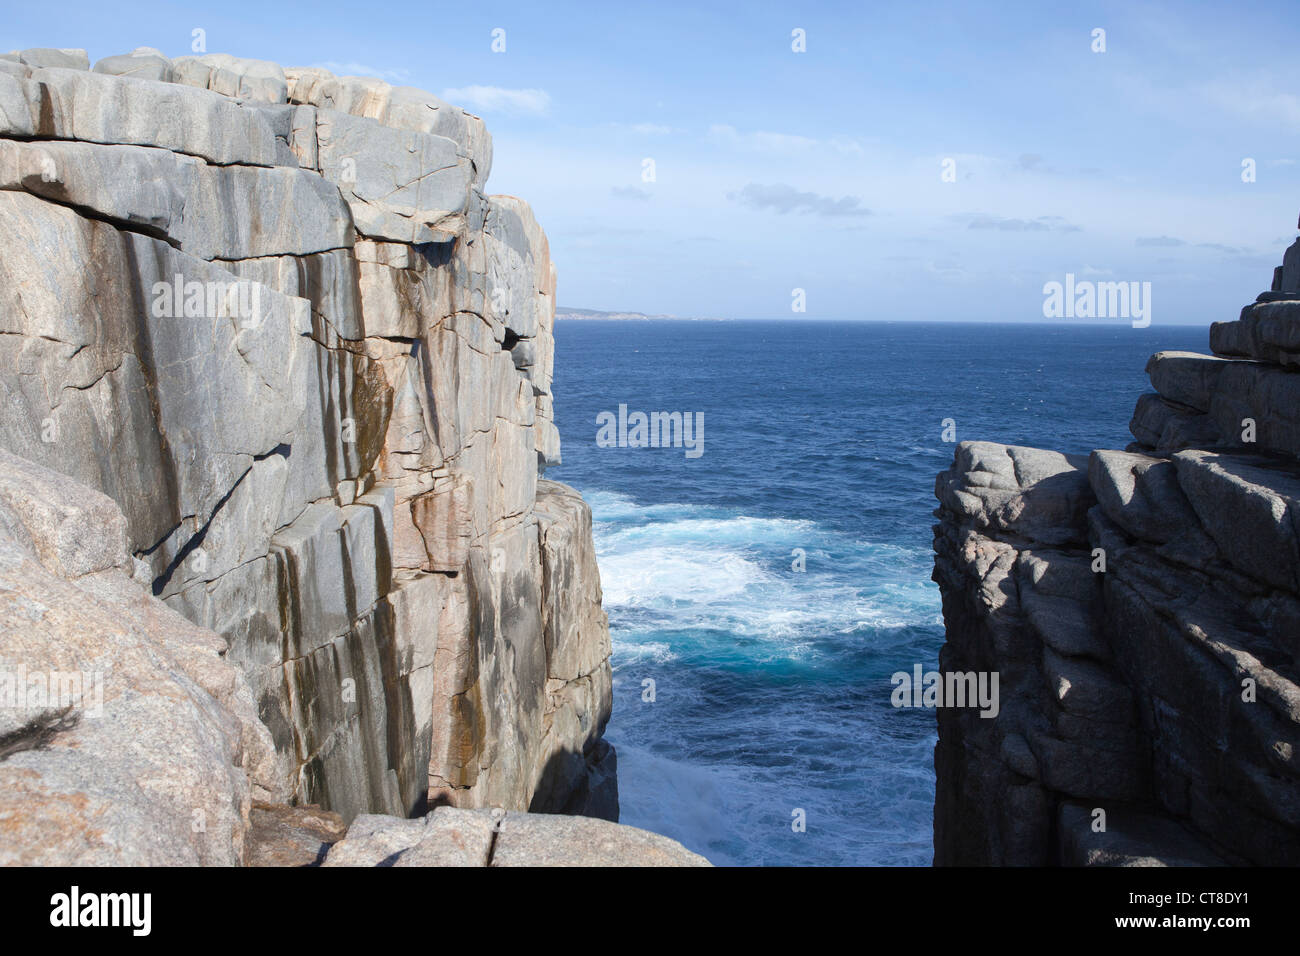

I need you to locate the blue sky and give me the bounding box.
[7,0,1300,322]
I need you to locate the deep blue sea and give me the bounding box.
[548,320,1206,866]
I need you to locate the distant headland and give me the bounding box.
[555,307,718,321]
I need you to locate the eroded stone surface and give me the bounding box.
[933,236,1300,866]
[0,450,279,866]
[320,806,709,867]
[0,45,617,862]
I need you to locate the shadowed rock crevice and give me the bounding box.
[0,708,79,762]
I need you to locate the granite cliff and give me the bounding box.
[932,232,1300,865]
[0,45,662,865]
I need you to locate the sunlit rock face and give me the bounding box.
[0,48,612,836]
[932,240,1300,867]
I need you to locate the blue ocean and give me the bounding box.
[548,320,1206,866]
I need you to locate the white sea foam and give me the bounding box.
[589,489,943,864]
[598,545,765,606]
[590,495,938,649]
[607,639,678,664]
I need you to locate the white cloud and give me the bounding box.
[828,137,866,156]
[629,122,673,135]
[708,124,818,152]
[705,125,866,158]
[311,61,409,82]
[955,213,1081,233]
[441,85,551,116]
[611,185,652,200]
[1200,77,1300,126]
[731,182,870,217]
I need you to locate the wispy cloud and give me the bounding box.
[611,185,652,200]
[311,61,410,82]
[441,85,551,116]
[955,213,1081,233]
[709,124,816,152]
[828,137,866,156]
[926,259,969,280]
[731,182,871,217]
[1016,153,1061,174]
[1200,77,1300,127]
[1135,240,1254,256]
[708,124,868,156]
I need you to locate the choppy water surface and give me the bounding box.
[550,319,1206,865]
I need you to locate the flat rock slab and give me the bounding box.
[491,811,710,867]
[322,806,710,867]
[246,802,347,867]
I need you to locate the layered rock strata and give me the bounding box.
[0,46,618,861]
[932,237,1300,865]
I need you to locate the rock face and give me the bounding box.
[0,45,617,861]
[932,237,1300,866]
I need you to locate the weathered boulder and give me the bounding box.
[244,802,347,867]
[7,48,88,71]
[316,108,472,244]
[171,53,287,104]
[935,441,1094,547]
[1171,450,1300,593]
[1128,392,1222,455]
[1212,297,1300,367]
[1145,349,1300,459]
[93,48,173,83]
[285,68,492,189]
[1088,449,1199,545]
[0,450,279,865]
[1145,351,1232,410]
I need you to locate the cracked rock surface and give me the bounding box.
[0,46,624,864]
[932,240,1300,866]
[317,806,710,867]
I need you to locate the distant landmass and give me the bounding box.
[555,307,708,321]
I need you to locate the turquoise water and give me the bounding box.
[549,320,1207,865]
